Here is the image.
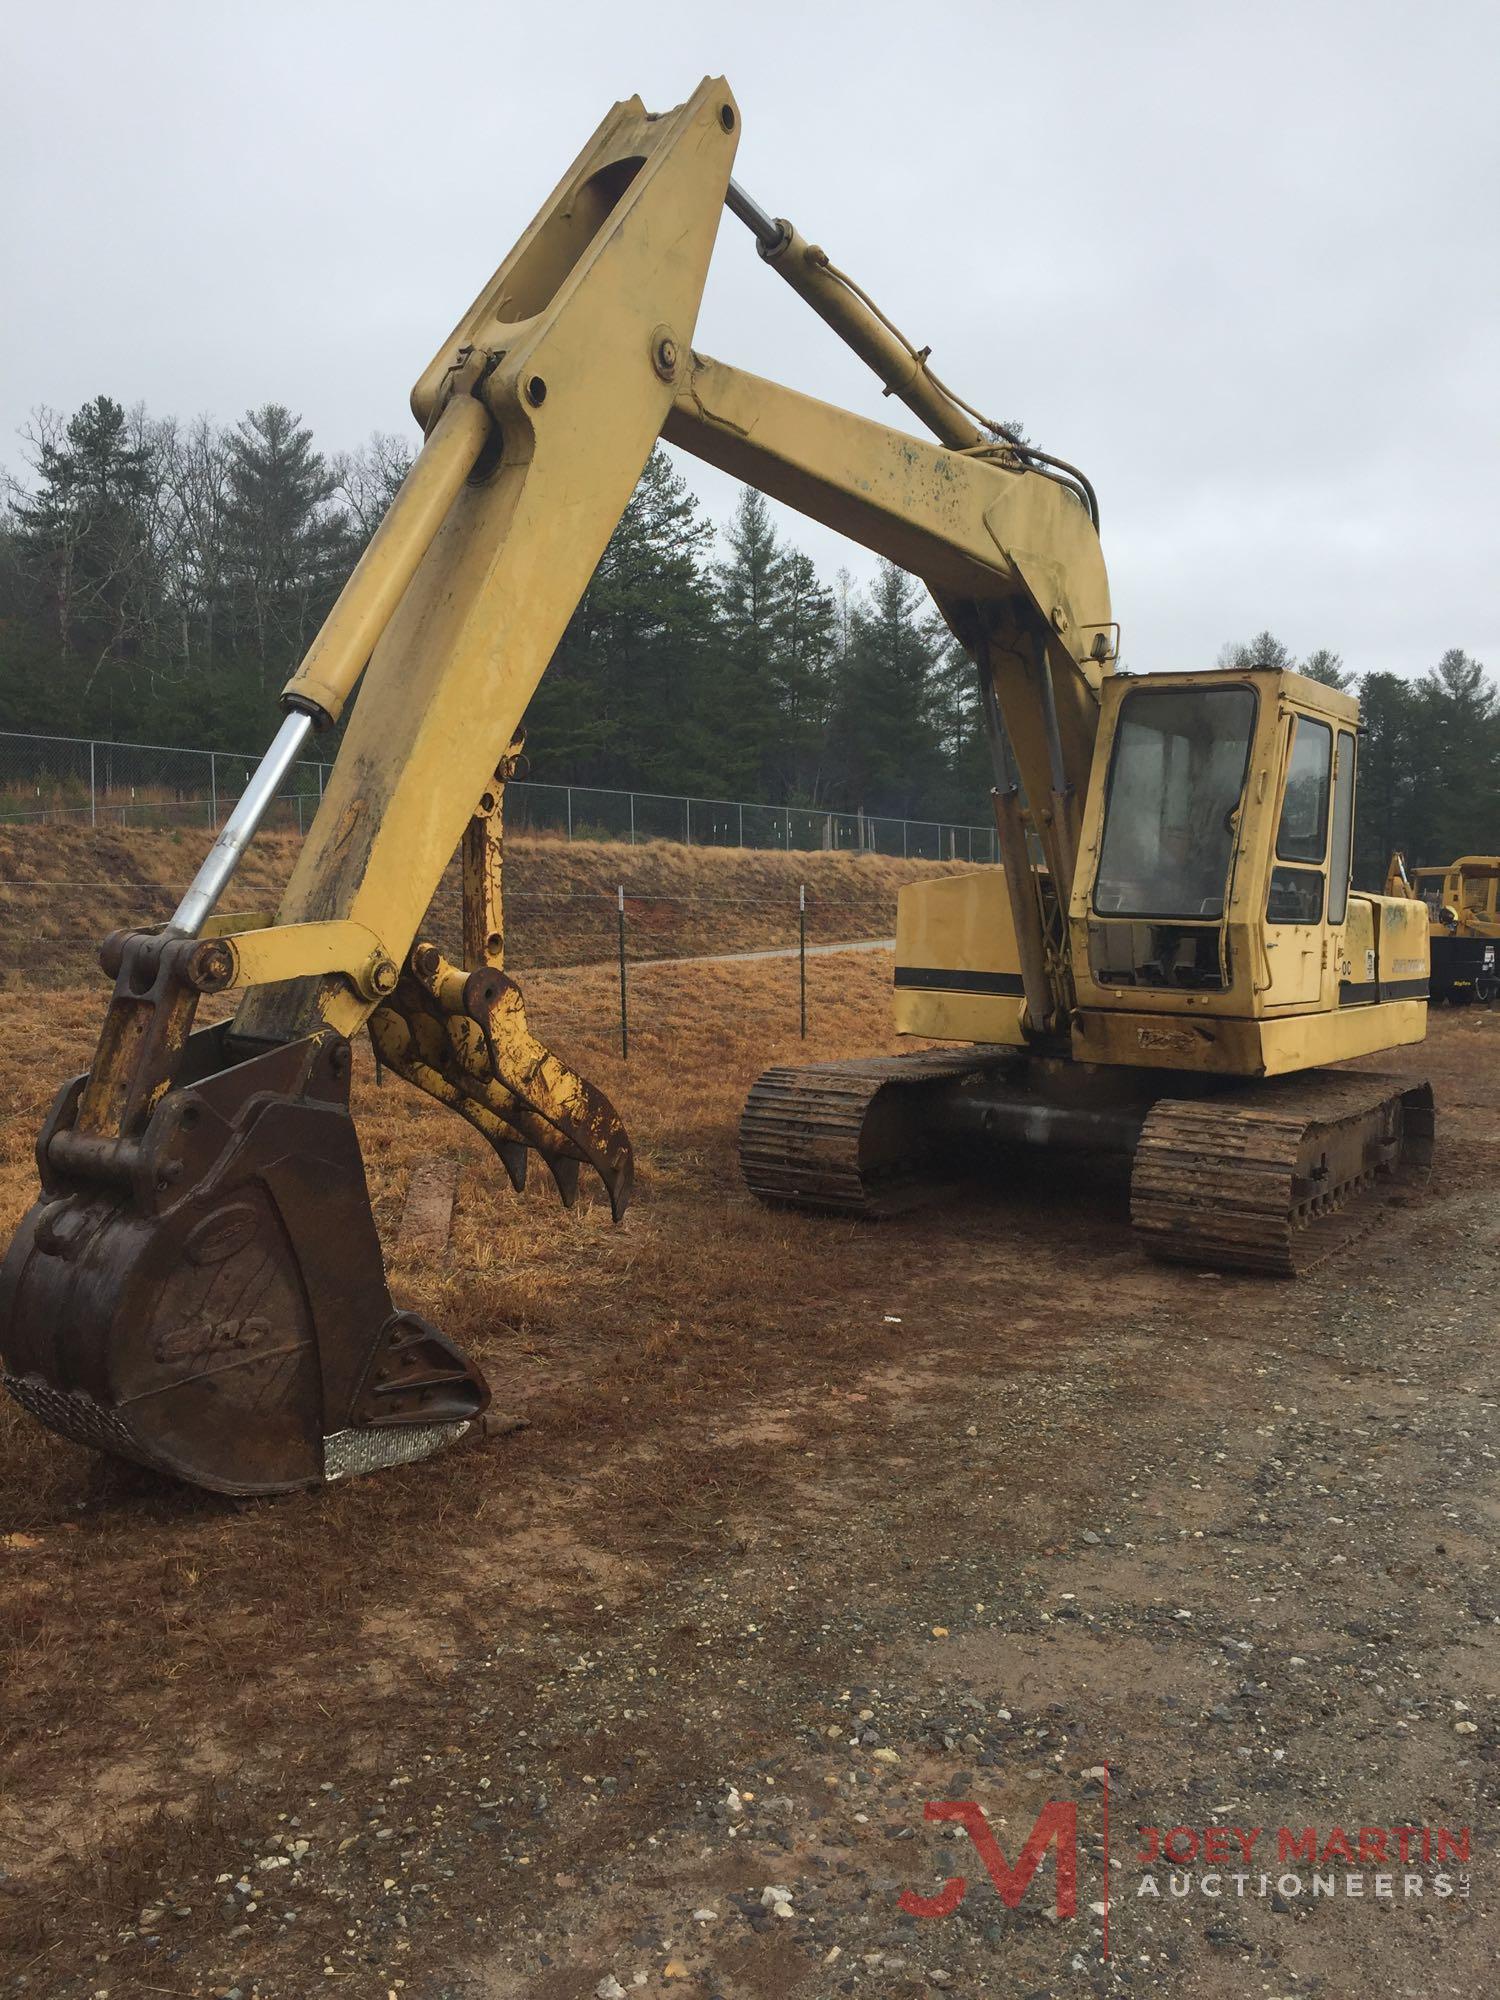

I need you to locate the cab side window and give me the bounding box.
[1276,717,1333,862]
[1267,716,1334,926]
[1268,866,1324,923]
[1327,729,1356,925]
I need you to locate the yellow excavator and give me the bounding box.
[1385,853,1499,1004]
[0,79,1434,1495]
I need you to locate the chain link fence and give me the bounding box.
[0,729,998,863]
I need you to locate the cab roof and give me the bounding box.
[1114,666,1361,725]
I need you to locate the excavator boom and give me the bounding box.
[1,79,746,1492]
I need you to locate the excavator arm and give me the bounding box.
[0,76,1111,1494]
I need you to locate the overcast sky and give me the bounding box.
[3,0,1495,681]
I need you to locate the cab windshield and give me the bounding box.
[1094,685,1257,920]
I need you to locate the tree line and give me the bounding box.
[0,396,408,748]
[0,393,1494,877]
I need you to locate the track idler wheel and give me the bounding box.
[0,1025,489,1495]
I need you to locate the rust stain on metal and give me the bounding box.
[329,798,366,853]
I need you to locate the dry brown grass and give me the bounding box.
[0,821,976,986]
[0,944,928,1980]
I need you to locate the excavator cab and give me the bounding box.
[1068,667,1427,1072]
[892,667,1427,1072]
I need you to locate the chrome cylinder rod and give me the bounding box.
[170,710,314,937]
[725,178,786,253]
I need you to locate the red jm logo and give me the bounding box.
[899,1801,1079,1920]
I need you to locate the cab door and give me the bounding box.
[1262,713,1332,1008]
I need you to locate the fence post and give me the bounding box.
[799,883,807,1039]
[685,797,692,845]
[209,750,218,830]
[566,787,574,840]
[617,885,629,1059]
[738,801,744,848]
[89,740,96,829]
[629,792,636,845]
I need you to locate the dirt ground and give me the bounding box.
[0,951,1496,2000]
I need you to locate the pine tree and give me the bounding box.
[1300,648,1352,689]
[222,404,349,687]
[525,449,721,793]
[927,624,991,819]
[14,396,160,676]
[1415,649,1499,859]
[829,561,947,817]
[1217,629,1296,672]
[1218,632,1350,687]
[1351,671,1418,885]
[710,488,785,796]
[768,547,838,801]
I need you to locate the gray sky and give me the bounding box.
[3,0,1496,680]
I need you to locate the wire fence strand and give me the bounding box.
[0,728,999,864]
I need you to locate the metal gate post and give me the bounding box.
[799,884,807,1038]
[617,887,629,1059]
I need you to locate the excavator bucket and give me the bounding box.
[0,1005,490,1495]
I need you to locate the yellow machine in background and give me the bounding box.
[0,78,1435,1496]
[1386,852,1500,1003]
